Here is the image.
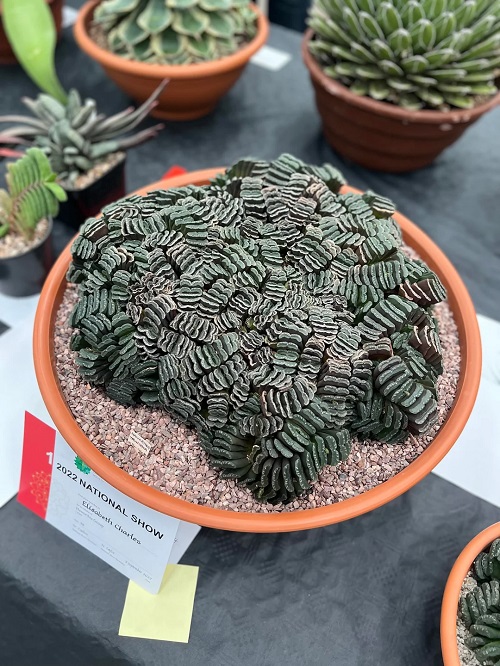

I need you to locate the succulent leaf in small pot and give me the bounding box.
[73,0,269,121]
[441,523,500,666]
[0,148,66,296]
[303,0,500,172]
[0,83,165,229]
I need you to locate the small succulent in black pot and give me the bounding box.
[67,154,446,503]
[0,147,66,296]
[0,84,165,228]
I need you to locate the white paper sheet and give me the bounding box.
[251,45,292,71]
[433,314,500,508]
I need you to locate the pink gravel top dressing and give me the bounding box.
[54,253,461,514]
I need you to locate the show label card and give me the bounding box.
[19,412,182,593]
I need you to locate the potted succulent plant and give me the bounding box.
[0,85,165,229]
[33,154,481,532]
[0,147,66,297]
[442,523,500,666]
[0,0,64,66]
[73,0,269,120]
[303,0,500,172]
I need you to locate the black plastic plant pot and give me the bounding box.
[0,219,54,297]
[57,154,126,231]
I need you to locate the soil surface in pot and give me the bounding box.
[61,152,124,191]
[53,242,462,513]
[0,218,49,259]
[457,572,483,666]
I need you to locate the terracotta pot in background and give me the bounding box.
[74,1,269,121]
[302,30,500,173]
[0,218,54,297]
[0,0,64,65]
[33,170,481,533]
[441,523,500,666]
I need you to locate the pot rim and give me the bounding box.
[33,169,481,533]
[74,0,269,80]
[0,216,53,262]
[302,29,500,125]
[441,523,500,666]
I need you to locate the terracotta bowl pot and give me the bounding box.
[74,1,269,121]
[0,0,64,65]
[33,169,481,532]
[441,523,500,665]
[302,29,500,173]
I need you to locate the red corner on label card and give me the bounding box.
[18,412,56,519]
[162,166,187,180]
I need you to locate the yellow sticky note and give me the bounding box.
[119,564,199,642]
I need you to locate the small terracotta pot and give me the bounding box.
[74,1,269,121]
[33,170,481,532]
[302,30,500,172]
[0,0,64,66]
[0,218,54,297]
[441,523,500,666]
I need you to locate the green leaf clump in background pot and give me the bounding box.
[302,0,500,172]
[67,153,448,504]
[94,0,258,64]
[0,83,166,228]
[0,147,66,296]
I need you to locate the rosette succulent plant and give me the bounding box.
[68,154,446,504]
[461,539,500,664]
[93,0,258,65]
[0,148,66,240]
[0,84,165,185]
[308,0,500,109]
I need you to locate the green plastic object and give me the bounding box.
[2,0,67,103]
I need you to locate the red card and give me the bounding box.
[18,412,56,519]
[162,165,187,180]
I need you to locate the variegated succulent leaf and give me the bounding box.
[0,84,166,184]
[68,153,446,504]
[94,0,258,65]
[308,0,500,110]
[461,539,500,664]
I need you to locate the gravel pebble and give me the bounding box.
[457,572,481,666]
[54,244,461,513]
[0,218,49,259]
[61,152,124,191]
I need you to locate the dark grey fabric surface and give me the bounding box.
[0,476,499,666]
[1,4,500,665]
